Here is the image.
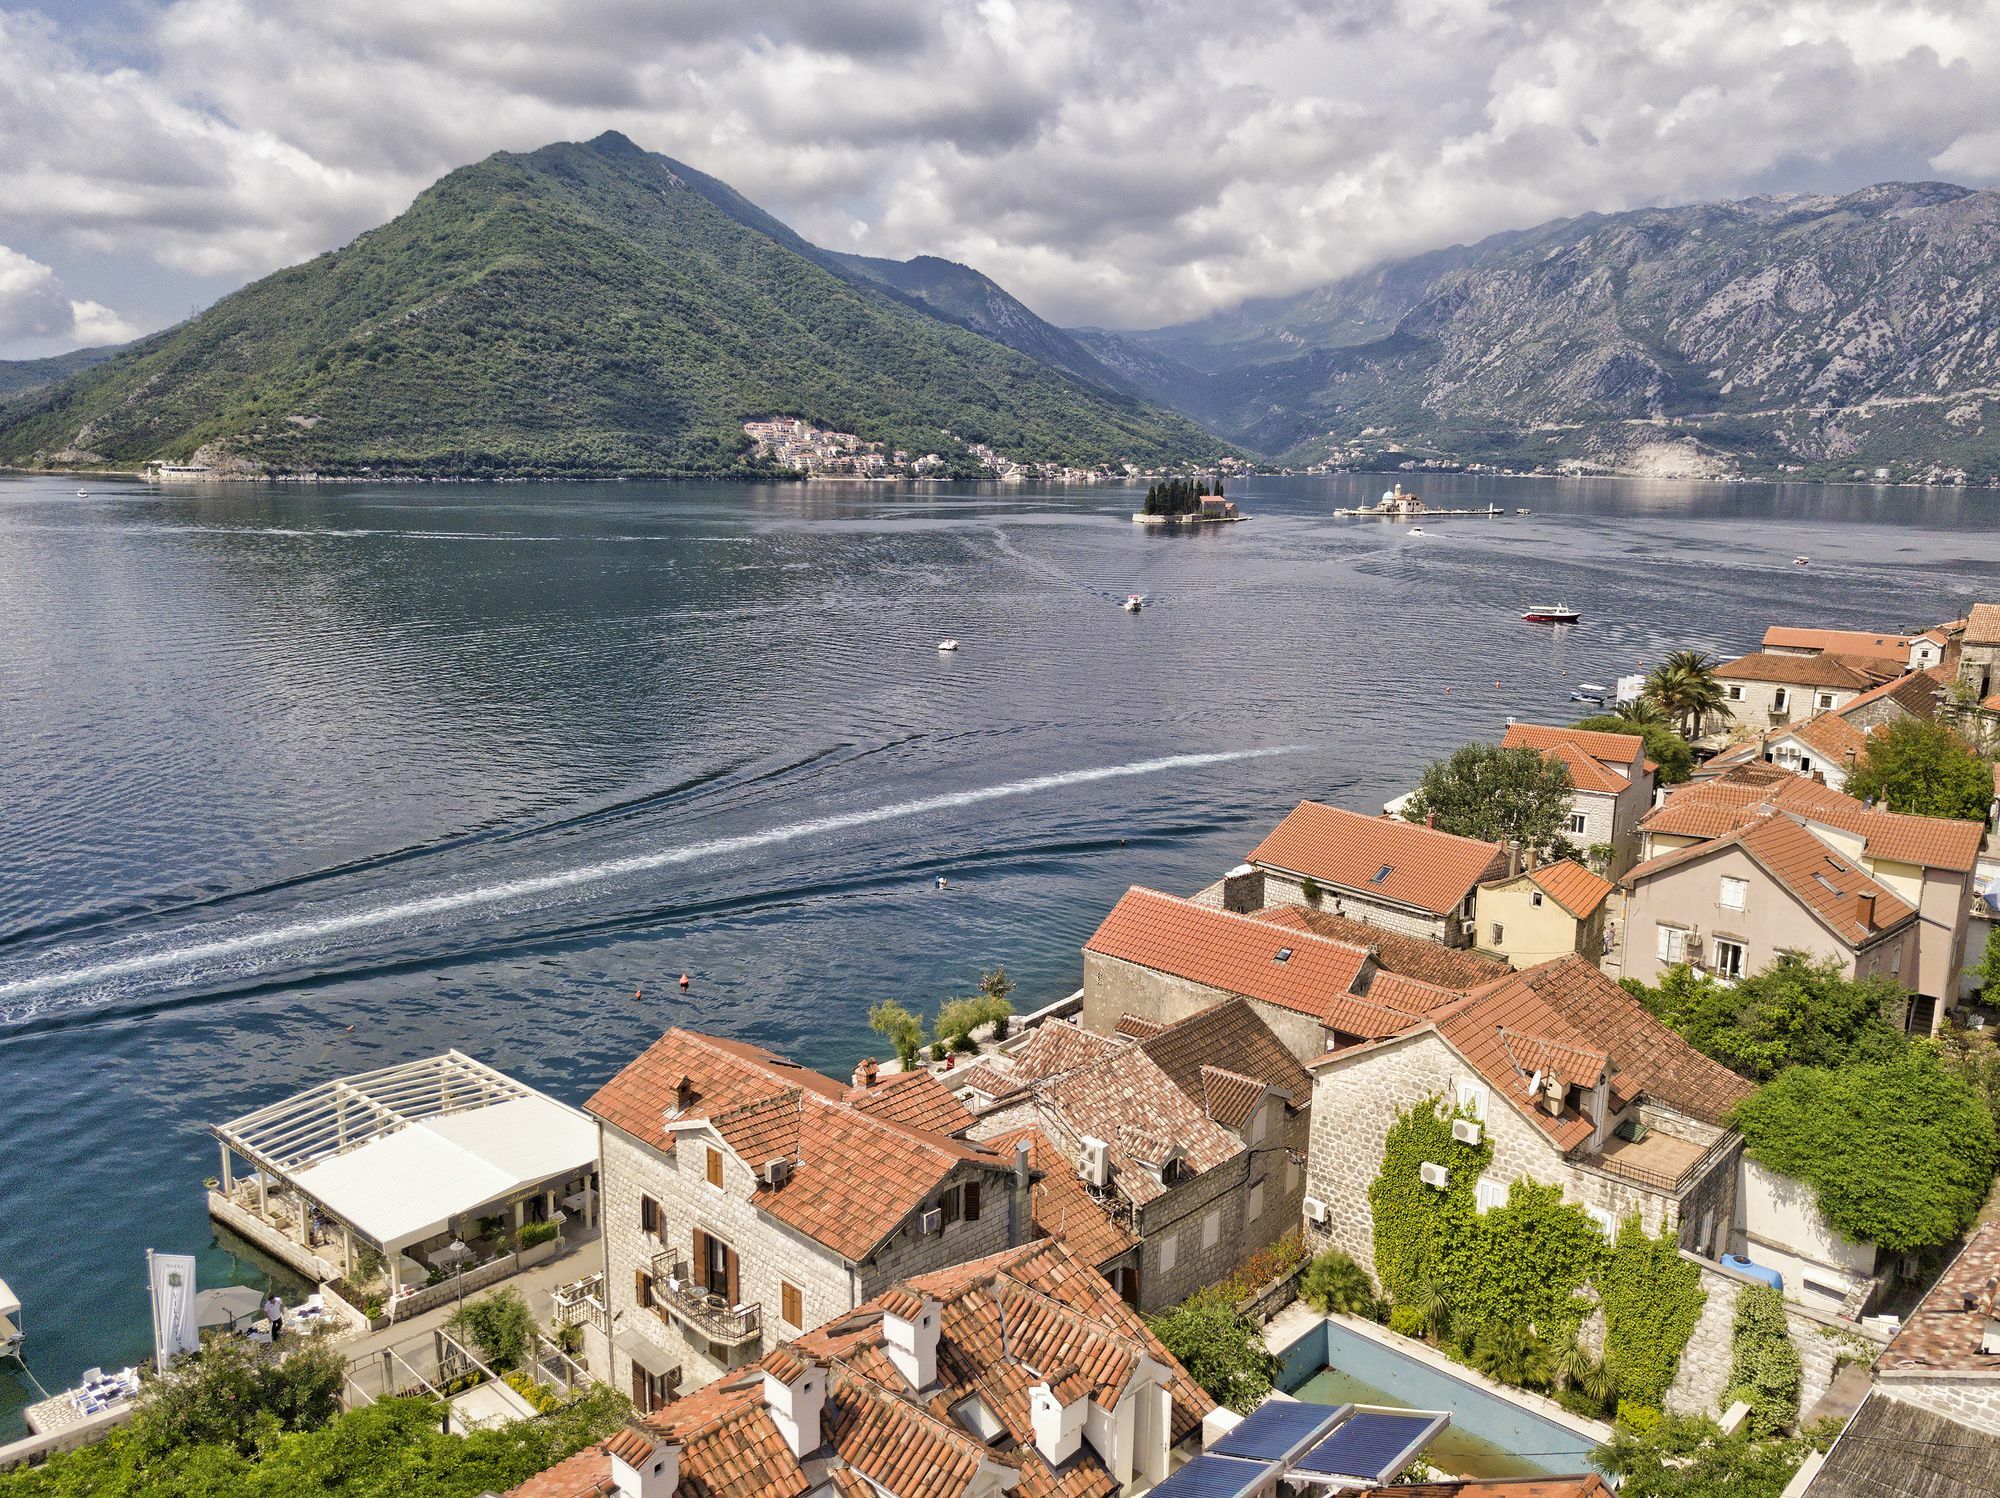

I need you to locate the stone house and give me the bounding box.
[1474,859,1614,968]
[1711,651,1890,733]
[1633,764,1981,1030]
[1498,722,1656,876]
[1761,625,1921,674]
[1245,801,1508,947]
[959,998,1313,1313]
[582,1029,1032,1409]
[507,1238,1212,1498]
[1302,956,1755,1276]
[1621,812,1920,993]
[1694,668,1948,790]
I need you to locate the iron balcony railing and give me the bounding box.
[648,1258,762,1346]
[1591,1127,1742,1196]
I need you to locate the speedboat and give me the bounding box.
[1794,556,1810,566]
[1569,682,1609,703]
[1515,508,1532,515]
[937,639,959,653]
[0,1274,21,1360]
[1522,604,1581,624]
[1123,595,1144,613]
[1408,526,1425,534]
[75,489,87,498]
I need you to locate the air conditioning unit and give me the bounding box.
[919,1208,944,1234]
[762,1158,792,1187]
[1685,931,1704,952]
[1302,1196,1328,1224]
[1451,1119,1483,1146]
[1078,1136,1111,1188]
[1459,919,1477,940]
[1418,1161,1449,1190]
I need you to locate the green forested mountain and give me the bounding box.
[1112,183,2000,480]
[0,344,122,400]
[0,133,1225,478]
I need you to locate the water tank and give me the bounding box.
[1722,1253,1783,1291]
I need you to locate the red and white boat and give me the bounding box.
[1521,603,1581,624]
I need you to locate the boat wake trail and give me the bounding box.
[0,748,1290,1016]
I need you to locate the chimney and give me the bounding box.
[1857,893,1875,930]
[881,1291,942,1390]
[1425,813,1437,830]
[852,1056,879,1089]
[1030,1378,1089,1464]
[760,1351,825,1459]
[1525,845,1539,872]
[1220,864,1265,914]
[607,1428,680,1498]
[1014,1137,1032,1189]
[1506,839,1522,877]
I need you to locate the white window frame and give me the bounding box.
[1586,1205,1617,1237]
[1711,937,1746,982]
[1719,876,1748,912]
[1455,1081,1488,1121]
[1567,811,1589,836]
[1727,684,1744,701]
[1773,687,1789,712]
[1817,691,1836,709]
[1530,889,1545,908]
[1489,921,1505,947]
[1474,1177,1508,1214]
[1656,923,1688,964]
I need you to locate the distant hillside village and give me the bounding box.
[19,614,2000,1498]
[741,417,1248,484]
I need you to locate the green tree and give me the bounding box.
[127,1335,347,1458]
[1147,1288,1277,1414]
[1733,1051,2000,1252]
[1573,713,1695,785]
[1594,1412,1826,1498]
[445,1286,538,1372]
[868,999,926,1069]
[978,966,1016,1039]
[1404,744,1575,852]
[1625,954,1910,1081]
[1645,650,1731,739]
[1846,717,1993,821]
[1970,926,2000,1006]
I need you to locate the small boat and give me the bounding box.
[1408,526,1425,535]
[1794,556,1810,566]
[1515,508,1532,515]
[0,1273,21,1360]
[1522,604,1581,624]
[1569,682,1609,703]
[937,639,959,653]
[75,489,87,498]
[1123,595,1144,613]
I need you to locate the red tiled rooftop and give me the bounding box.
[1877,1220,2000,1376]
[1523,860,1614,919]
[1247,802,1507,916]
[1252,904,1510,990]
[1762,625,1916,665]
[1967,602,2000,646]
[846,1068,975,1135]
[1714,651,1887,690]
[985,1126,1136,1268]
[1500,721,1644,772]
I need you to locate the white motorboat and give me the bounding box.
[1408,526,1425,534]
[75,489,87,498]
[1123,595,1145,613]
[1522,604,1581,624]
[937,639,959,653]
[0,1274,21,1360]
[1794,556,1810,566]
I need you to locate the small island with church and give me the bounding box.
[1131,476,1246,526]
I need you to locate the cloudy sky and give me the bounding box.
[2,0,1998,358]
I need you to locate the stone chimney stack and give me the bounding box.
[1220,864,1265,914]
[852,1056,879,1089]
[607,1428,679,1498]
[1425,813,1437,829]
[1525,845,1539,872]
[1506,840,1522,876]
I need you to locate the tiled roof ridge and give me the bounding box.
[828,1355,1006,1468]
[1108,884,1375,963]
[992,1278,1143,1404]
[1198,1061,1269,1093]
[1270,799,1507,855]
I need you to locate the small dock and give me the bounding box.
[1332,503,1507,518]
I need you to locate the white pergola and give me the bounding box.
[211,1052,598,1293]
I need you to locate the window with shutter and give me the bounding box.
[632,1362,651,1411]
[634,1267,652,1311]
[706,1147,724,1188]
[640,1195,658,1235]
[723,1242,739,1307]
[782,1281,803,1327]
[963,1181,982,1222]
[941,1185,961,1226]
[692,1228,711,1289]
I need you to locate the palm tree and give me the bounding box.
[1551,1338,1617,1407]
[1611,695,1668,728]
[1402,1283,1454,1345]
[1645,650,1731,739]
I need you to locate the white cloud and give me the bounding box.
[0,244,141,357]
[2,0,1999,336]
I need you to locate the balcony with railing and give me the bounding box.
[551,1273,606,1335]
[1589,1124,1739,1195]
[648,1258,762,1346]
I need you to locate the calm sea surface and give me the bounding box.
[3,470,1997,1431]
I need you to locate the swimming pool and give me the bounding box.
[1277,1318,1605,1480]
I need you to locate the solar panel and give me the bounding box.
[1295,1410,1445,1481]
[1146,1453,1276,1498]
[1210,1399,1343,1463]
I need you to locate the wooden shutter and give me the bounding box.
[724,1241,740,1307]
[632,1361,650,1411]
[941,1185,961,1226]
[634,1267,651,1309]
[963,1181,982,1222]
[782,1281,803,1327]
[640,1195,658,1234]
[706,1147,724,1188]
[692,1228,711,1289]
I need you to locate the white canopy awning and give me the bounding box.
[288,1094,595,1252]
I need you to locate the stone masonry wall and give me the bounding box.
[1081,951,1330,1064]
[1134,1151,1251,1313]
[1258,869,1459,945]
[1665,1256,1883,1419]
[1877,1376,2000,1437]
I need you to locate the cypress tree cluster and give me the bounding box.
[1142,477,1223,516]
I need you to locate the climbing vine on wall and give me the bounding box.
[1368,1095,1491,1305]
[1440,1180,1608,1350]
[1598,1217,1707,1409]
[1726,1284,1801,1437]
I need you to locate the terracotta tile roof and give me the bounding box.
[1135,997,1314,1112]
[1252,904,1511,990]
[587,1028,1008,1261]
[1498,1028,1608,1089]
[1197,1066,1272,1130]
[1499,721,1645,769]
[1359,971,1470,1014]
[826,1369,987,1498]
[1113,1014,1165,1040]
[1084,887,1375,1027]
[602,1427,656,1465]
[1832,665,1946,722]
[1247,801,1508,916]
[1714,650,1887,690]
[1762,625,1916,665]
[1630,815,1916,946]
[1876,1220,2000,1376]
[1784,710,1870,764]
[985,1126,1136,1267]
[1803,803,1985,875]
[1041,1045,1242,1206]
[1012,1020,1126,1082]
[1967,602,2000,645]
[507,1447,616,1498]
[846,1069,975,1136]
[1523,860,1615,919]
[1536,739,1632,795]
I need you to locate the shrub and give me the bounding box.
[1725,1286,1800,1437]
[1387,1304,1427,1338]
[1148,1288,1277,1414]
[1596,1410,1820,1498]
[1626,955,1909,1081]
[1299,1251,1378,1317]
[517,1220,559,1249]
[446,1287,537,1373]
[1300,875,1323,903]
[868,999,926,1069]
[502,1370,561,1414]
[129,1336,348,1458]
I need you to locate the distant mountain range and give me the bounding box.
[7,149,2000,482]
[1103,182,2000,481]
[0,133,1223,479]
